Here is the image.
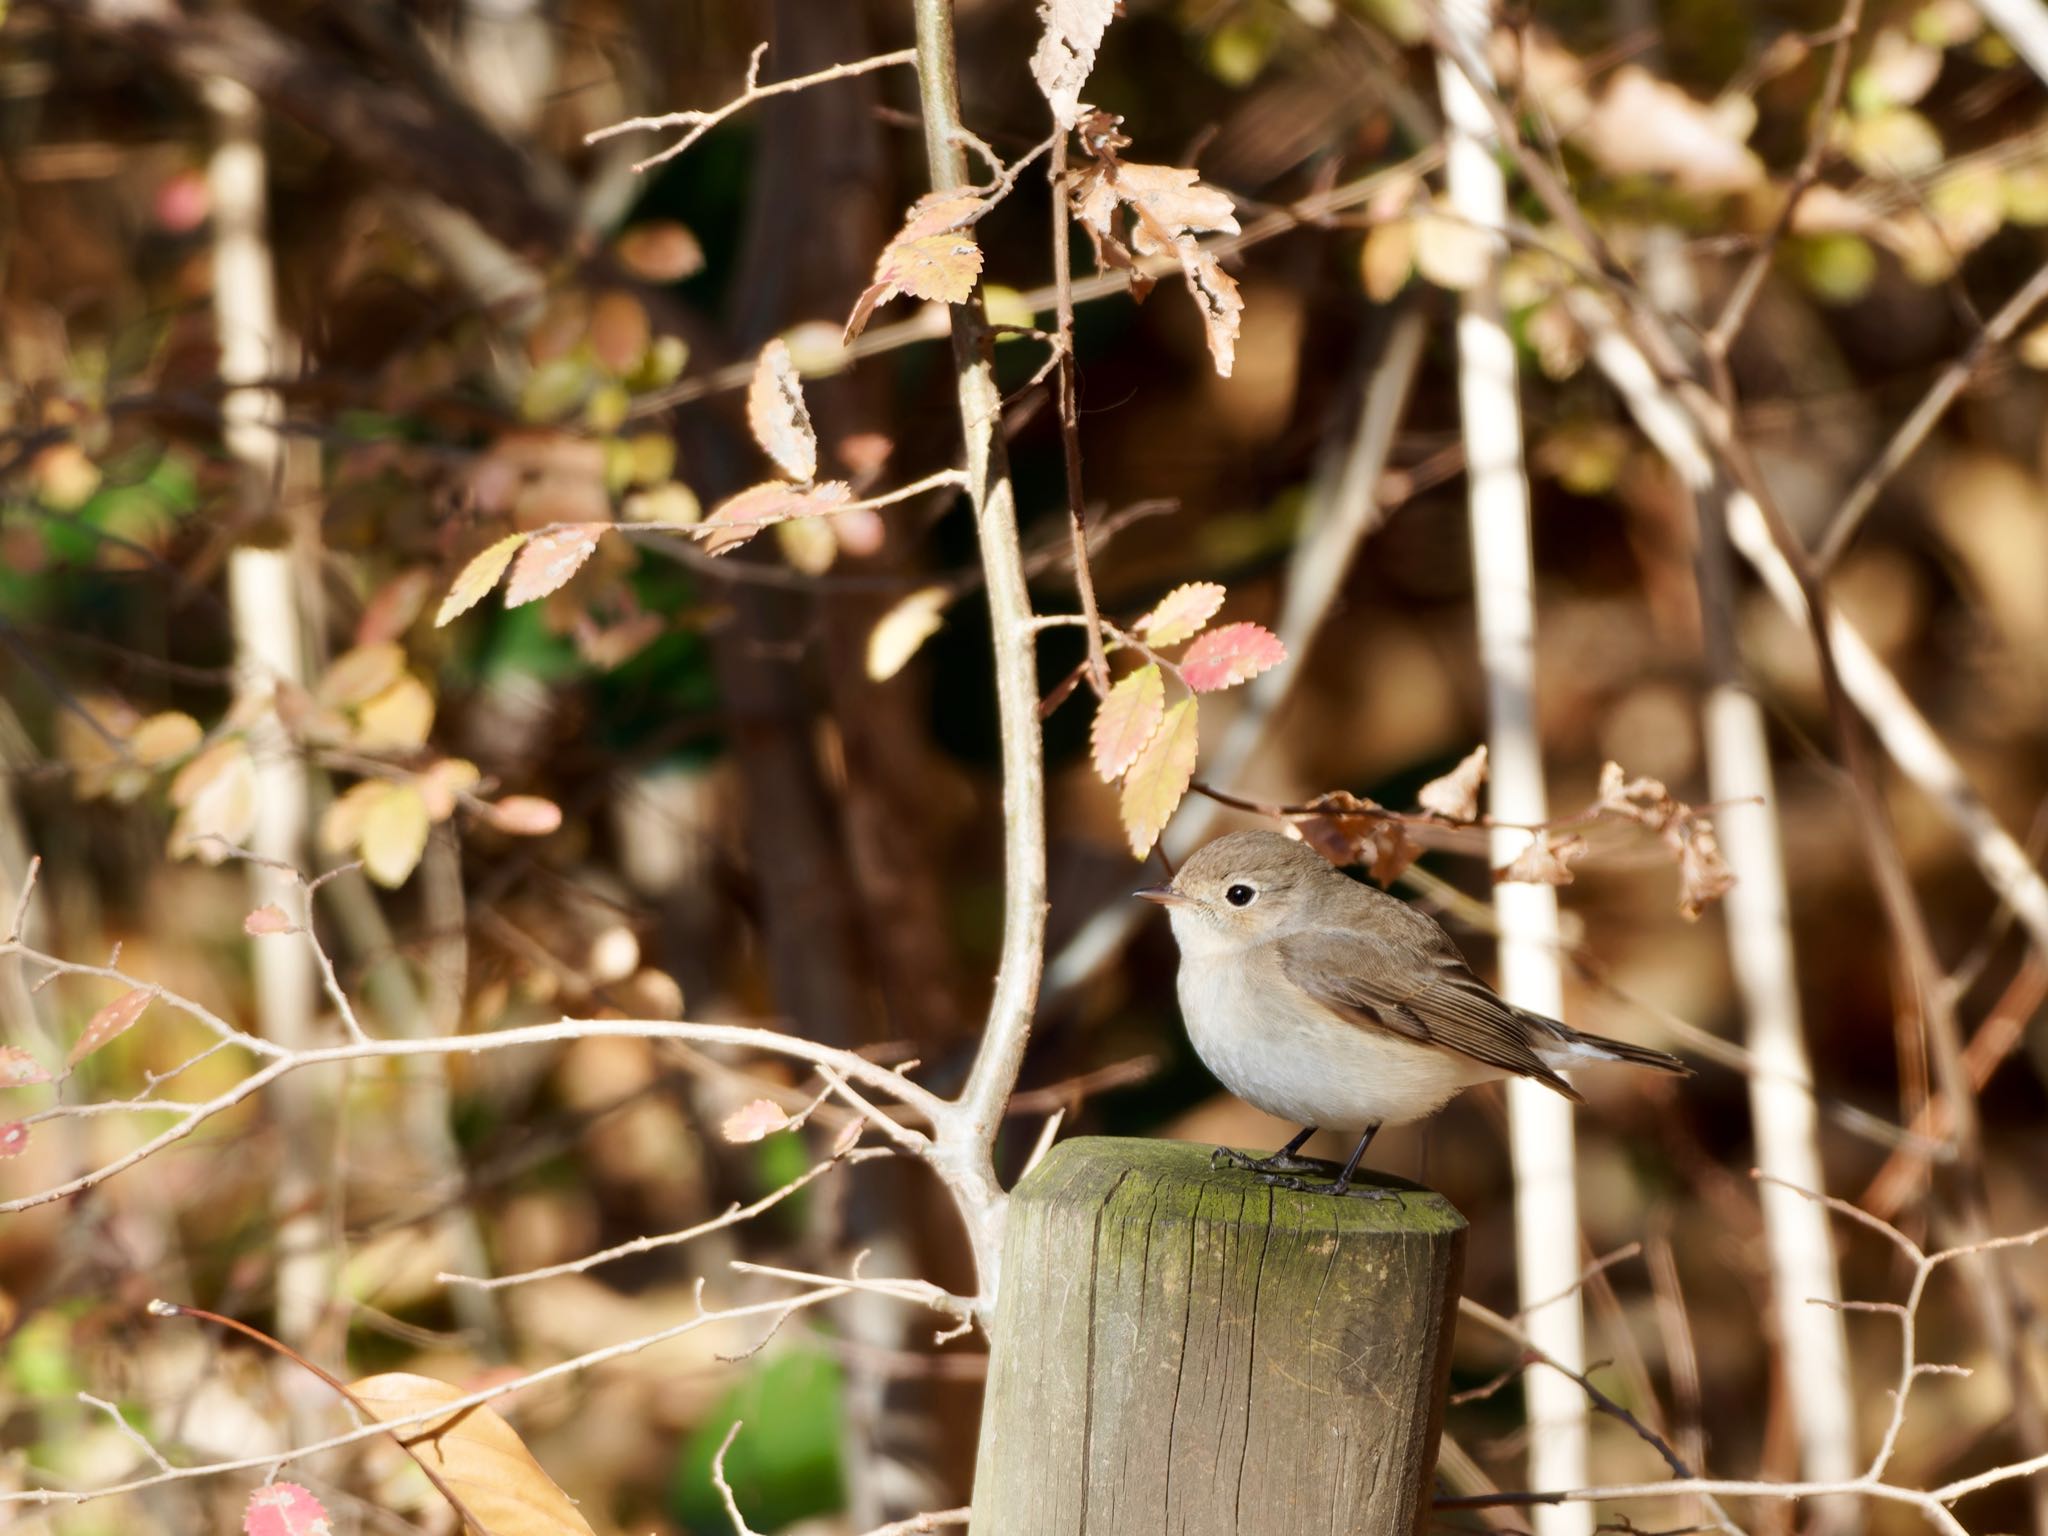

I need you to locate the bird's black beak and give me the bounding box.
[1134,884,1191,907]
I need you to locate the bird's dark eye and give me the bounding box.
[1225,883,1256,908]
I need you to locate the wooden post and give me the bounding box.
[970,1137,1466,1536]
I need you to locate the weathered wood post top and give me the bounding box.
[971,1136,1466,1536]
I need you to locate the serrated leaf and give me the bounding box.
[1135,582,1226,647]
[699,481,852,556]
[0,1123,25,1158]
[1120,696,1199,858]
[359,784,430,888]
[1091,663,1165,782]
[867,584,950,681]
[346,1373,597,1536]
[71,988,150,1067]
[1417,745,1487,821]
[1032,0,1118,126]
[0,1047,52,1088]
[244,905,295,937]
[747,338,818,482]
[504,525,605,608]
[722,1098,793,1143]
[243,1482,332,1536]
[1179,622,1285,692]
[437,534,527,626]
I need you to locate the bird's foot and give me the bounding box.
[1212,1146,1323,1174]
[1253,1171,1401,1202]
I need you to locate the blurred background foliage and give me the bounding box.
[1,0,2046,1531]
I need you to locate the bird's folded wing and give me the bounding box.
[1274,928,1581,1098]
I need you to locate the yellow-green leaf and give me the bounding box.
[359,784,430,888]
[1119,696,1198,859]
[866,585,950,682]
[1135,582,1227,648]
[436,535,526,627]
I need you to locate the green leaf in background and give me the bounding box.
[672,1346,845,1533]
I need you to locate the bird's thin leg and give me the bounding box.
[1329,1123,1381,1195]
[1212,1125,1319,1173]
[1256,1123,1396,1200]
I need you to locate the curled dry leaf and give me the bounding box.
[504,525,606,608]
[0,1122,26,1159]
[243,904,295,937]
[1678,820,1737,920]
[71,987,151,1067]
[1135,581,1226,648]
[1596,760,1676,828]
[242,1482,331,1536]
[845,192,988,342]
[488,795,565,837]
[722,1098,794,1143]
[747,338,818,483]
[1071,158,1245,376]
[436,533,527,626]
[1495,832,1587,887]
[1032,0,1118,126]
[1120,695,1199,859]
[867,584,950,682]
[1417,745,1488,822]
[1294,791,1424,885]
[1091,663,1166,782]
[699,481,852,556]
[0,1047,53,1088]
[1178,622,1285,692]
[345,1373,598,1536]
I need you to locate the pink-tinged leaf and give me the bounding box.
[1090,663,1165,782]
[70,988,151,1067]
[436,534,527,626]
[503,525,605,608]
[0,1122,26,1159]
[244,905,295,937]
[1417,745,1488,822]
[1495,833,1587,888]
[747,338,818,482]
[1031,0,1117,126]
[1119,696,1199,859]
[0,1048,51,1088]
[315,642,407,710]
[699,481,852,556]
[1179,622,1286,692]
[722,1098,793,1143]
[486,795,563,837]
[355,568,434,647]
[1134,582,1226,648]
[243,1481,333,1536]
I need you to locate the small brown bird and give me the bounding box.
[1138,830,1688,1196]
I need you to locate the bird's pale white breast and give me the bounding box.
[1171,915,1502,1130]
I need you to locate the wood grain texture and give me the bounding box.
[970,1137,1465,1536]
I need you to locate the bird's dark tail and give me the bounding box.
[1525,1012,1692,1076]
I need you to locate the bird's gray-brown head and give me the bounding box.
[1136,829,1337,955]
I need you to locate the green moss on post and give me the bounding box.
[970,1137,1466,1536]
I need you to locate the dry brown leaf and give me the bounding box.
[70,988,151,1067]
[746,338,818,482]
[1495,832,1587,887]
[1031,0,1118,126]
[346,1373,598,1536]
[1417,745,1488,822]
[1294,792,1425,885]
[699,481,852,556]
[1678,819,1737,920]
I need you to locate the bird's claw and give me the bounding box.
[1212,1146,1322,1174]
[1252,1171,1402,1202]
